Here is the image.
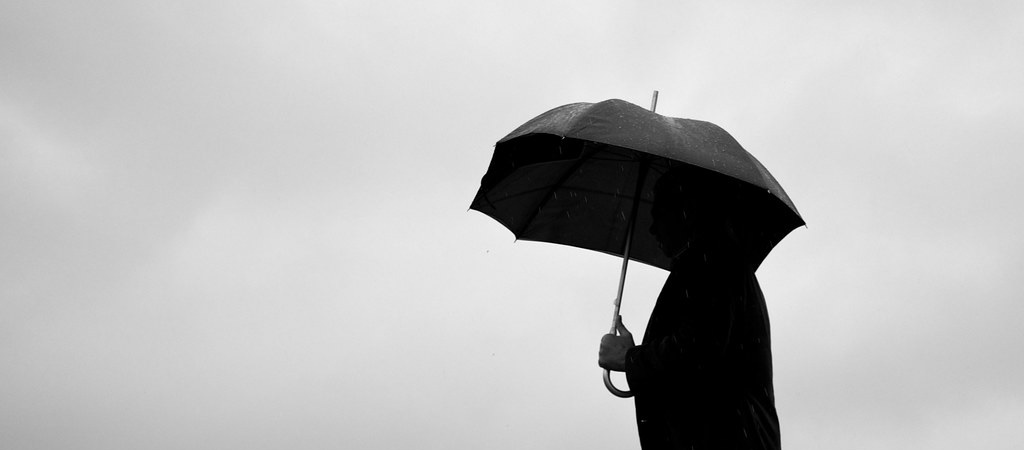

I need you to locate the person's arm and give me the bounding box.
[624,288,736,394]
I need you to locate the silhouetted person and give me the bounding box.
[599,167,781,450]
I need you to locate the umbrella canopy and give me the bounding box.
[471,98,804,271]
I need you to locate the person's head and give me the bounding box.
[650,166,741,259]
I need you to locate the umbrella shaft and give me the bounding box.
[610,158,650,333]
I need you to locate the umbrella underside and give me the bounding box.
[472,137,802,270]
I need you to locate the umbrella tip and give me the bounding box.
[650,90,659,112]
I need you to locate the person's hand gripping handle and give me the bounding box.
[599,315,635,397]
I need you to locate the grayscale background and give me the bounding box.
[2,1,1022,449]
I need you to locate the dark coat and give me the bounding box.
[624,246,781,450]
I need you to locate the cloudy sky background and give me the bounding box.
[3,1,1023,449]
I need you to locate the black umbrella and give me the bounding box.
[470,95,803,397]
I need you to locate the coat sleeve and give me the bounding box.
[624,286,737,394]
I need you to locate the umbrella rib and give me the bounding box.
[516,145,600,236]
[499,159,664,205]
[487,184,639,206]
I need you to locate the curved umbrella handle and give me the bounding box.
[603,368,633,398]
[602,314,634,398]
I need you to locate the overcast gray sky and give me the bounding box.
[3,1,1023,449]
